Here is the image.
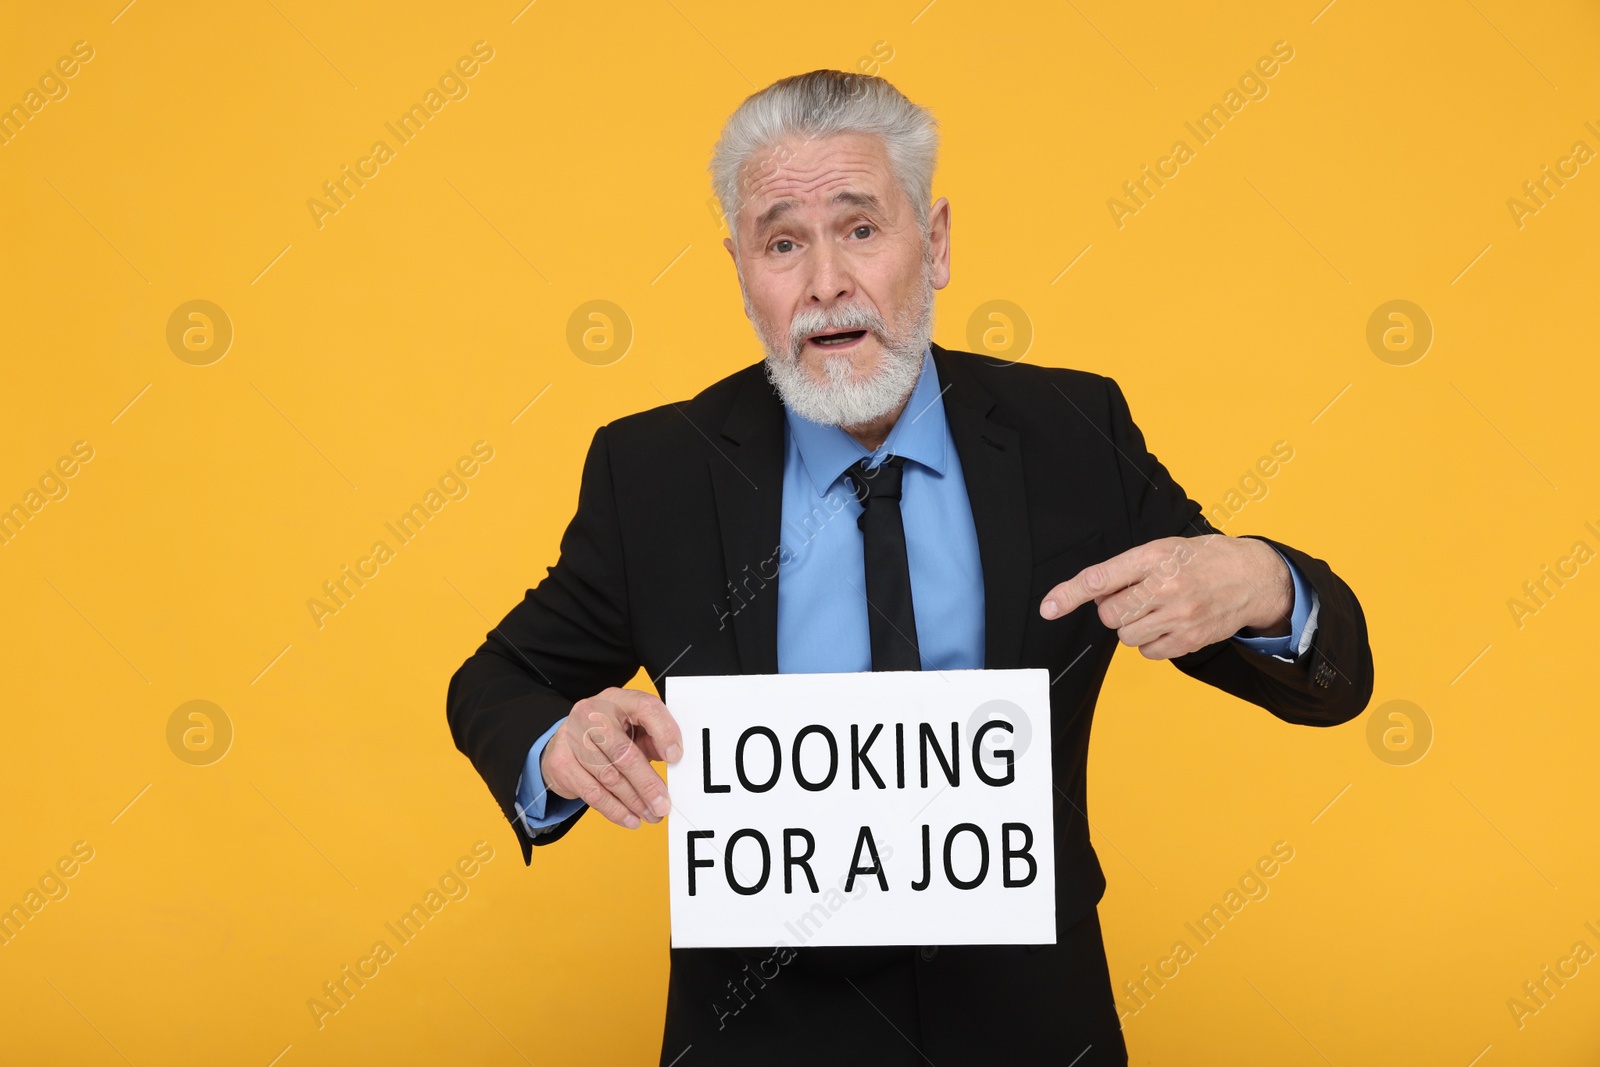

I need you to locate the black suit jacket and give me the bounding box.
[446,343,1374,1063]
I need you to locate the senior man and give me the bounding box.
[447,69,1373,1065]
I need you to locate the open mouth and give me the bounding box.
[806,329,868,348]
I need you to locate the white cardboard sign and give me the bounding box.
[665,669,1055,949]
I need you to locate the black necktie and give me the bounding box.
[846,455,921,671]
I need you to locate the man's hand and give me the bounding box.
[1039,535,1293,660]
[540,687,684,830]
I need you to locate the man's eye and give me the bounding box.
[851,225,873,239]
[771,239,795,253]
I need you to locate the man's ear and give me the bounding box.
[927,197,952,290]
[724,241,752,321]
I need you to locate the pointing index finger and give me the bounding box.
[1041,546,1149,619]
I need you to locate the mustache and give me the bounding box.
[786,304,888,360]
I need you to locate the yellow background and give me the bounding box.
[2,1,1597,1063]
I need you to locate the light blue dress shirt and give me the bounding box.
[513,348,1316,834]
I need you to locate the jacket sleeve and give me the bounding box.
[446,424,641,862]
[1103,375,1374,726]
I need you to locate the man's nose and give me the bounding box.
[805,243,854,305]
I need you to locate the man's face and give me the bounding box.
[724,132,951,426]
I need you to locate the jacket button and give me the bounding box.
[920,946,938,961]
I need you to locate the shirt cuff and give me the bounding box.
[1231,549,1319,663]
[514,720,587,836]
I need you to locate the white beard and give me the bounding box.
[745,265,935,429]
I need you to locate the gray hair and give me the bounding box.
[709,69,940,247]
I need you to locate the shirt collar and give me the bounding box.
[784,346,946,498]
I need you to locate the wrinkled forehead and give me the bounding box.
[734,132,903,227]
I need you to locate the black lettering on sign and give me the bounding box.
[702,729,730,793]
[792,725,838,791]
[911,824,931,891]
[687,830,715,896]
[725,829,771,895]
[844,826,888,893]
[920,722,960,788]
[851,723,885,789]
[944,823,989,890]
[784,828,818,894]
[735,726,781,793]
[1002,822,1037,887]
[972,719,1015,786]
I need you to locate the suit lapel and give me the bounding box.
[709,346,1032,675]
[709,365,786,675]
[932,344,1033,671]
